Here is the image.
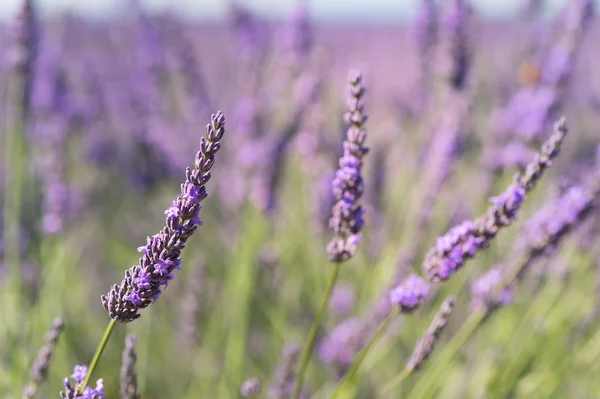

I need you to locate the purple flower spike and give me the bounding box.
[423,118,568,282]
[326,70,369,263]
[471,267,514,311]
[102,112,225,322]
[60,365,104,399]
[389,274,430,313]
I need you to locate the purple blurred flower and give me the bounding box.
[102,112,225,322]
[240,377,261,397]
[327,70,369,262]
[389,274,430,313]
[471,267,514,311]
[318,318,366,368]
[329,281,356,317]
[60,365,104,399]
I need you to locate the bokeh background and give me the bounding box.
[1,0,600,398]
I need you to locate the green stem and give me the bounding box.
[330,309,397,399]
[379,367,411,396]
[291,261,342,399]
[79,319,116,393]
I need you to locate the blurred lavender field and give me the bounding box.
[2,0,600,398]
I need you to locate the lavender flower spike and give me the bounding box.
[102,112,225,322]
[23,318,64,398]
[389,274,430,313]
[60,365,104,399]
[471,267,514,311]
[406,297,455,372]
[327,70,369,262]
[240,377,261,397]
[120,334,139,399]
[423,117,567,281]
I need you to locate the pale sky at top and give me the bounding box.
[0,0,586,23]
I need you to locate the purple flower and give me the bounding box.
[424,118,567,281]
[389,274,430,313]
[329,282,356,317]
[120,334,139,399]
[240,377,261,397]
[318,318,365,367]
[471,268,514,311]
[326,71,369,263]
[60,365,104,399]
[102,112,225,323]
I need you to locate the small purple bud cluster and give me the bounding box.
[240,377,261,397]
[439,0,472,90]
[471,267,514,311]
[406,297,455,372]
[389,274,431,313]
[102,112,225,322]
[423,118,567,281]
[326,70,368,262]
[60,365,104,399]
[318,318,366,368]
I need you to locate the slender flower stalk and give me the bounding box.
[23,318,64,399]
[423,117,567,282]
[101,112,225,322]
[120,334,139,399]
[292,71,368,399]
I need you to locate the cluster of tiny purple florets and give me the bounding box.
[389,274,431,313]
[326,71,369,262]
[422,118,567,282]
[101,112,225,322]
[60,365,104,399]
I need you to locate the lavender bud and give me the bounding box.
[471,267,514,311]
[327,70,369,263]
[406,297,455,372]
[60,365,104,399]
[328,281,356,317]
[101,112,225,322]
[423,118,567,282]
[23,318,64,398]
[241,377,262,397]
[389,274,430,313]
[120,334,139,399]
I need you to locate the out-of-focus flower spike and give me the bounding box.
[120,334,139,399]
[240,377,261,397]
[423,117,567,282]
[406,297,455,372]
[23,318,64,399]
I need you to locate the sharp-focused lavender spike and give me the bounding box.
[23,318,64,399]
[60,365,104,399]
[389,274,430,313]
[438,0,472,91]
[101,112,225,322]
[423,118,567,282]
[326,70,369,263]
[471,268,514,311]
[240,377,262,397]
[269,343,308,399]
[120,334,139,399]
[9,0,39,118]
[406,297,455,372]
